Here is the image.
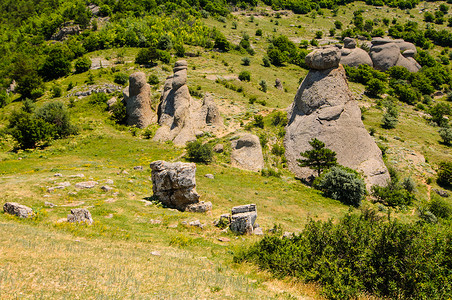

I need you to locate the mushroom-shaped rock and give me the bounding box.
[231,134,264,172]
[123,72,157,128]
[284,60,389,189]
[305,47,340,70]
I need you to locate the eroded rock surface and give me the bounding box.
[305,47,341,70]
[369,38,420,72]
[231,134,264,172]
[123,72,157,128]
[3,202,34,218]
[150,160,203,211]
[284,48,389,188]
[67,208,93,224]
[230,204,257,235]
[154,61,222,146]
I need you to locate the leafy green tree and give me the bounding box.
[238,71,251,81]
[297,138,337,177]
[313,166,366,206]
[437,161,452,188]
[439,127,452,145]
[114,73,128,85]
[135,46,159,65]
[74,56,91,73]
[39,46,72,80]
[429,103,451,127]
[214,33,230,51]
[34,101,76,138]
[186,140,213,163]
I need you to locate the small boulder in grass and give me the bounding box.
[67,208,93,225]
[3,202,34,218]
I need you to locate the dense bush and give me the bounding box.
[439,127,452,145]
[372,179,415,207]
[236,211,452,300]
[437,161,452,188]
[74,56,91,73]
[135,47,159,65]
[114,73,129,85]
[381,99,399,129]
[271,111,287,127]
[186,140,213,163]
[429,195,452,219]
[238,71,251,81]
[110,100,127,124]
[365,78,385,97]
[429,103,451,127]
[7,100,76,149]
[313,166,366,206]
[148,74,160,85]
[0,90,10,108]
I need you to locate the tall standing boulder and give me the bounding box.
[231,134,264,172]
[154,61,222,146]
[123,72,157,128]
[284,47,389,188]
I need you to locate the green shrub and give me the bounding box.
[135,47,158,65]
[253,115,264,129]
[89,92,109,107]
[235,211,452,300]
[114,73,128,85]
[34,101,76,138]
[241,57,251,66]
[0,89,10,108]
[372,182,415,207]
[429,103,451,127]
[261,168,281,178]
[365,78,385,97]
[313,166,366,206]
[271,143,285,156]
[148,74,160,85]
[74,56,91,73]
[157,34,173,50]
[271,111,287,127]
[186,140,213,163]
[259,80,267,92]
[315,31,323,39]
[429,195,452,219]
[51,85,62,98]
[437,161,452,188]
[238,71,251,81]
[439,127,452,145]
[262,56,271,67]
[255,28,263,36]
[110,101,127,124]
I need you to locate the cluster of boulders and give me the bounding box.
[339,37,421,72]
[284,47,390,188]
[51,25,81,41]
[153,60,222,146]
[71,84,122,97]
[3,202,93,224]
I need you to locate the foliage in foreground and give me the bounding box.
[235,211,452,300]
[313,166,366,206]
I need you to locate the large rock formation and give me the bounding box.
[150,160,211,212]
[123,72,157,128]
[369,38,420,72]
[339,39,373,68]
[154,60,222,146]
[284,48,389,188]
[231,134,264,172]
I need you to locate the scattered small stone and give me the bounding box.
[69,174,85,178]
[59,182,71,187]
[218,237,231,242]
[205,174,214,179]
[67,208,93,225]
[151,251,161,256]
[68,192,77,196]
[118,170,129,175]
[105,198,116,203]
[3,202,34,218]
[56,218,67,223]
[181,221,188,225]
[133,166,143,171]
[75,181,98,189]
[168,224,178,228]
[189,220,204,228]
[45,202,56,208]
[104,214,114,219]
[101,185,113,192]
[149,219,162,224]
[128,180,134,183]
[54,173,63,177]
[18,157,22,160]
[434,189,450,198]
[283,231,294,238]
[185,201,212,213]
[213,144,224,153]
[43,195,50,198]
[105,179,114,185]
[253,227,264,236]
[112,192,119,196]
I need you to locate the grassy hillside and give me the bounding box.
[0,1,451,298]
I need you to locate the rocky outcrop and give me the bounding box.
[51,25,81,41]
[150,160,205,212]
[284,47,389,188]
[154,61,222,146]
[67,208,93,224]
[369,38,420,72]
[305,47,341,70]
[186,201,212,213]
[231,134,264,172]
[275,78,283,90]
[230,204,257,235]
[3,202,34,218]
[340,47,373,68]
[123,72,157,128]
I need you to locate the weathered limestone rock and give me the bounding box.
[123,72,157,128]
[230,204,257,235]
[75,181,98,189]
[51,25,81,41]
[369,38,420,72]
[343,37,357,49]
[213,144,224,153]
[154,61,222,146]
[231,134,264,172]
[305,47,341,70]
[275,78,283,90]
[284,48,390,188]
[150,160,203,211]
[340,47,373,68]
[3,202,34,218]
[186,201,212,213]
[67,208,93,224]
